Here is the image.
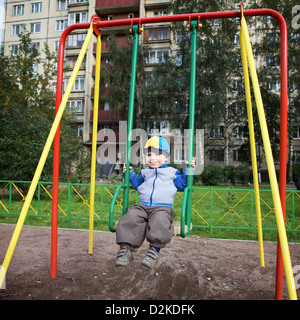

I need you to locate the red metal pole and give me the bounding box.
[50,23,90,279]
[273,13,288,301]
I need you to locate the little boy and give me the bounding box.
[115,135,195,268]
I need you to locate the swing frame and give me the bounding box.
[50,7,292,299]
[0,4,295,300]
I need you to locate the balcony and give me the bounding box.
[90,110,127,122]
[144,0,172,10]
[93,36,131,55]
[89,132,122,143]
[95,0,140,14]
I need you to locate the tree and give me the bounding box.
[147,0,245,165]
[0,30,84,183]
[245,0,300,181]
[100,34,151,130]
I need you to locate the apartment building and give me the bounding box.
[2,0,299,179]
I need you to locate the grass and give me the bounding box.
[0,182,299,243]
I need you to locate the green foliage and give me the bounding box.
[0,30,84,182]
[223,165,237,185]
[200,164,223,185]
[236,164,250,185]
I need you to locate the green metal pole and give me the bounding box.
[186,20,198,228]
[123,25,140,215]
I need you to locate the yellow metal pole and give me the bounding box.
[89,34,101,254]
[239,28,265,267]
[240,16,297,300]
[0,23,94,290]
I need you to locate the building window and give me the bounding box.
[66,56,86,69]
[266,55,280,68]
[174,148,187,163]
[68,12,88,25]
[293,151,300,163]
[160,120,170,135]
[294,126,300,139]
[147,28,169,41]
[33,63,39,74]
[266,33,279,44]
[233,34,240,47]
[29,42,40,53]
[175,54,182,67]
[233,103,245,116]
[145,121,169,135]
[54,41,59,52]
[64,77,85,92]
[30,22,41,33]
[147,50,170,64]
[209,126,224,139]
[13,5,24,16]
[268,79,280,92]
[209,149,224,162]
[175,32,190,44]
[31,3,42,14]
[56,20,68,31]
[232,126,246,140]
[69,0,89,4]
[233,149,239,162]
[12,24,23,35]
[58,0,68,10]
[232,79,244,93]
[77,125,83,137]
[10,44,21,56]
[154,11,168,16]
[68,100,84,113]
[104,102,110,111]
[67,33,87,47]
[73,77,85,91]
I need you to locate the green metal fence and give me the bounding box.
[0,180,299,238]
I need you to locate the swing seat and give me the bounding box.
[172,221,192,236]
[114,220,192,237]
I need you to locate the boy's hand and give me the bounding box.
[185,157,196,169]
[122,164,133,173]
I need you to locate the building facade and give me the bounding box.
[2,0,299,180]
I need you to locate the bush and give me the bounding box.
[236,164,250,185]
[223,165,236,185]
[200,164,223,185]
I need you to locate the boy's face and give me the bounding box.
[146,152,167,169]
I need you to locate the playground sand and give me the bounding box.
[0,224,299,300]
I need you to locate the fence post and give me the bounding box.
[37,182,41,216]
[67,182,71,227]
[292,191,295,231]
[9,182,12,214]
[210,186,213,237]
[250,189,254,228]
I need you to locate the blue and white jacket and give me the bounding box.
[129,164,187,208]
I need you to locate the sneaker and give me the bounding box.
[115,247,133,267]
[141,248,160,269]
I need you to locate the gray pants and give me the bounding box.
[116,203,176,250]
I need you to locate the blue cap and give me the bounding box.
[144,135,170,156]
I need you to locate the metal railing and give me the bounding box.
[0,180,299,237]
